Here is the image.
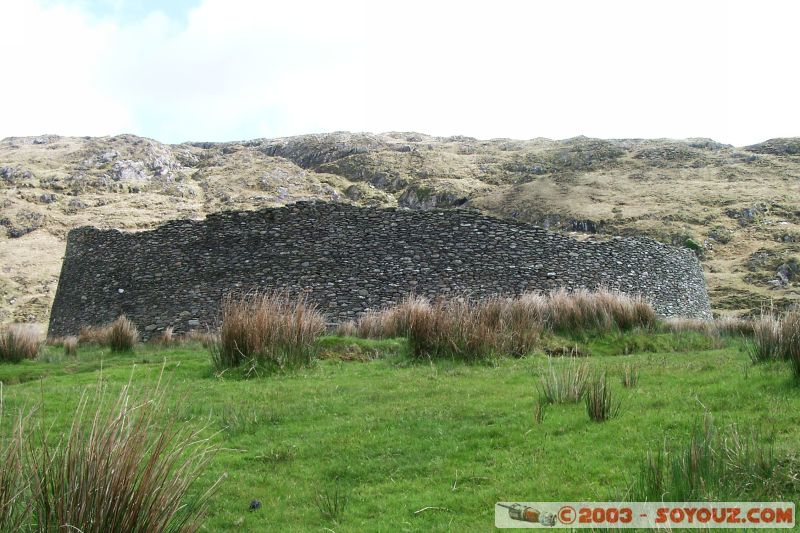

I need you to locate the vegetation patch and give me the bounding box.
[78,315,139,352]
[209,291,325,372]
[538,358,589,404]
[0,325,41,363]
[0,380,222,531]
[628,415,791,501]
[585,372,621,422]
[5,291,800,529]
[358,289,657,362]
[744,310,800,371]
[0,334,799,529]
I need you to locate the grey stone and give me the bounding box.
[47,203,712,340]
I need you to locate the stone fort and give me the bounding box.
[48,202,712,339]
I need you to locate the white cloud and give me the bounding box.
[0,0,133,137]
[0,0,798,145]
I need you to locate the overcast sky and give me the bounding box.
[1,0,797,146]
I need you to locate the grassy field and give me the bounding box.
[2,333,799,531]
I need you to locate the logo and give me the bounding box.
[496,504,556,526]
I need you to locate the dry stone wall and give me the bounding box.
[48,202,712,339]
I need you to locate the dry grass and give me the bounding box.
[663,316,754,338]
[182,329,216,348]
[352,311,386,339]
[745,311,800,379]
[784,312,800,379]
[0,324,42,363]
[716,317,755,337]
[26,381,223,532]
[210,291,326,370]
[148,326,176,347]
[547,289,606,332]
[663,317,719,337]
[406,296,533,361]
[377,290,655,360]
[78,325,106,346]
[335,320,358,337]
[63,336,78,357]
[546,288,656,333]
[77,316,139,352]
[0,378,222,532]
[354,295,431,339]
[746,314,784,363]
[106,316,139,352]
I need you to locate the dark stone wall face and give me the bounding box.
[48,202,712,339]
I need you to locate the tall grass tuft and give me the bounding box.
[406,296,532,361]
[77,316,139,352]
[0,389,32,530]
[716,317,755,337]
[353,310,388,339]
[538,359,590,404]
[629,415,782,501]
[745,313,783,363]
[335,320,358,337]
[585,372,620,422]
[546,288,655,333]
[27,382,223,532]
[107,315,139,352]
[211,291,326,370]
[366,289,656,360]
[152,326,175,347]
[63,336,78,357]
[662,316,755,337]
[314,481,349,524]
[0,325,42,363]
[183,329,216,348]
[78,325,106,346]
[620,363,639,388]
[505,295,546,357]
[355,295,431,339]
[783,312,800,379]
[663,317,718,337]
[533,399,547,424]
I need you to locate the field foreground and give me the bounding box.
[1,335,799,531]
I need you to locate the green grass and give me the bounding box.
[1,335,799,531]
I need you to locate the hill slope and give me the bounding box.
[1,132,799,327]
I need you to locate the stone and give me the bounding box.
[47,203,712,340]
[111,160,148,181]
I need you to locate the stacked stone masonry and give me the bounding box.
[48,202,712,339]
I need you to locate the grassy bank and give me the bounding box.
[1,333,799,531]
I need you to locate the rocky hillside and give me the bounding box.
[2,132,799,328]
